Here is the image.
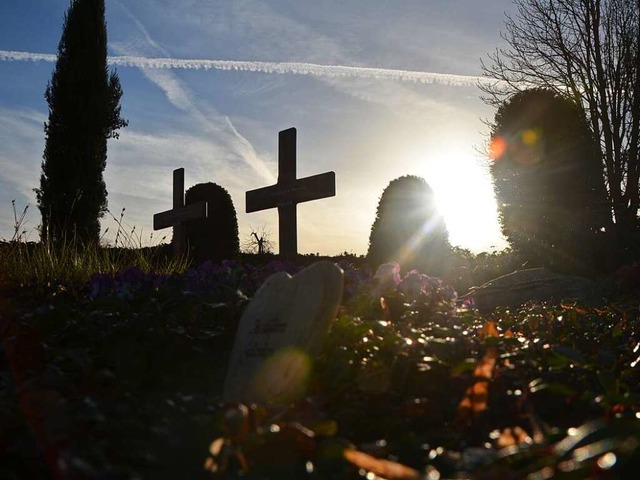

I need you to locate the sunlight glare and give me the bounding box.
[413,143,506,253]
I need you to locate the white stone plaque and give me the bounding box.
[222,261,343,405]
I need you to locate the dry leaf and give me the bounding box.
[454,346,498,426]
[344,449,420,480]
[479,320,500,339]
[495,427,532,449]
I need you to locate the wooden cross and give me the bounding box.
[153,168,208,257]
[246,128,336,258]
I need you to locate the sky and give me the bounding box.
[0,0,513,256]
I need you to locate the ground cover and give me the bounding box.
[1,256,640,479]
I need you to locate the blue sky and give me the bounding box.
[0,0,513,255]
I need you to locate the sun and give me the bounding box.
[413,146,506,253]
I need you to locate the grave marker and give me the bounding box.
[222,260,344,405]
[460,267,609,313]
[246,128,336,258]
[153,168,208,257]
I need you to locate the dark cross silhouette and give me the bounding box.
[246,128,336,258]
[153,168,207,257]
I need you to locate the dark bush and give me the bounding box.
[181,182,239,265]
[367,175,450,276]
[489,88,610,275]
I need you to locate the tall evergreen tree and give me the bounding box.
[35,0,127,245]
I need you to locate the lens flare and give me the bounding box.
[521,129,539,146]
[394,214,446,271]
[489,136,507,160]
[251,347,311,405]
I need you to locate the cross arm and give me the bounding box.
[246,172,335,212]
[153,201,208,230]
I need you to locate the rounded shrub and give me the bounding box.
[367,175,450,276]
[180,182,239,265]
[489,88,610,275]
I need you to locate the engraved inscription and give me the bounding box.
[250,317,286,334]
[244,346,275,358]
[242,317,288,358]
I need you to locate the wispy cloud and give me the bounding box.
[0,108,46,197]
[0,108,46,240]
[106,3,275,184]
[0,49,504,88]
[223,117,275,184]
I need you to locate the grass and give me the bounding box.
[0,203,190,291]
[0,200,530,296]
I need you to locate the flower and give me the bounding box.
[371,262,402,298]
[374,262,401,286]
[89,272,113,299]
[114,266,147,300]
[87,267,171,300]
[398,270,429,302]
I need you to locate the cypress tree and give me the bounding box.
[35,0,127,245]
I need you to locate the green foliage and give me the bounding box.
[481,0,640,266]
[367,175,450,276]
[490,89,610,275]
[1,279,240,479]
[2,260,640,478]
[0,207,187,292]
[35,0,127,246]
[182,182,240,265]
[0,240,187,294]
[442,246,524,293]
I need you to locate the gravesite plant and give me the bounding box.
[367,175,450,276]
[481,0,640,262]
[183,182,240,265]
[0,204,186,290]
[242,225,275,255]
[489,88,611,274]
[35,0,127,246]
[8,200,30,243]
[4,256,640,478]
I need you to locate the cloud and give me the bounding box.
[0,108,47,240]
[105,4,276,184]
[0,51,56,63]
[0,108,46,197]
[224,117,275,184]
[0,49,506,88]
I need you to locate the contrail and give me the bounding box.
[0,49,503,88]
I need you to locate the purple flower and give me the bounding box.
[374,262,401,285]
[399,270,429,301]
[113,266,147,300]
[89,273,113,299]
[370,262,402,298]
[150,273,170,290]
[335,260,372,298]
